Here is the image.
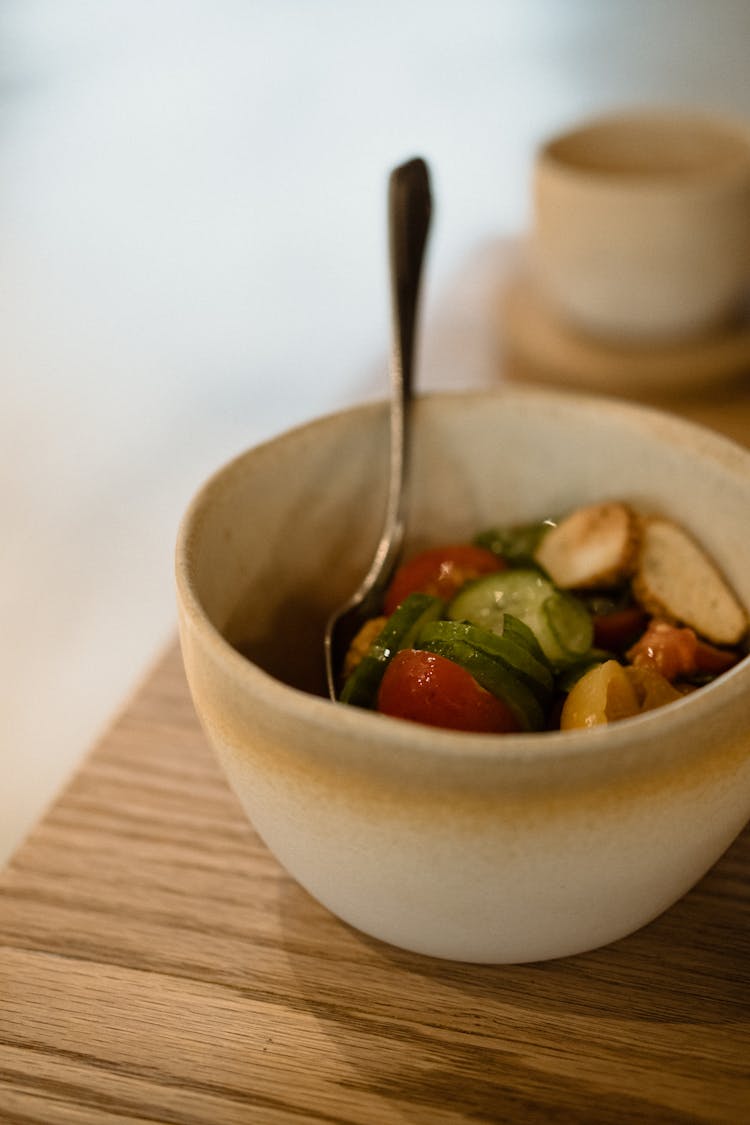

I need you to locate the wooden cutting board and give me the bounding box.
[1,639,749,1124]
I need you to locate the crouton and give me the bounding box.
[534,501,639,590]
[632,517,747,646]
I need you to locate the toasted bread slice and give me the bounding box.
[633,517,747,646]
[534,501,639,590]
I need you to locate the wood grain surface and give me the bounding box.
[1,641,749,1125]
[2,386,750,1125]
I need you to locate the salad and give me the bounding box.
[338,501,748,733]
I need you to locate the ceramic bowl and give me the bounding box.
[532,109,750,342]
[176,389,750,963]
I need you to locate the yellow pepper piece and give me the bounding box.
[560,660,640,730]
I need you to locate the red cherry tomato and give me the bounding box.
[694,639,741,676]
[377,649,521,733]
[383,545,504,616]
[626,620,740,681]
[592,606,649,651]
[627,621,698,681]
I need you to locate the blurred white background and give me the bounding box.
[2,0,750,863]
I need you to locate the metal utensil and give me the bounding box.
[324,156,433,700]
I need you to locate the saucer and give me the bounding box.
[500,274,750,397]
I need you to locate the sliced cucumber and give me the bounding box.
[474,521,552,566]
[542,591,596,663]
[449,568,547,633]
[499,612,549,667]
[339,593,444,708]
[415,626,547,732]
[416,619,553,699]
[447,568,593,668]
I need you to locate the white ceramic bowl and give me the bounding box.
[532,109,750,342]
[176,389,750,963]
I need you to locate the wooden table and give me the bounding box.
[2,387,750,1125]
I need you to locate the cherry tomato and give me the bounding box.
[592,606,649,652]
[627,621,698,681]
[377,649,521,733]
[694,639,741,676]
[383,545,504,616]
[626,620,740,681]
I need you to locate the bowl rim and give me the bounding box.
[175,387,750,771]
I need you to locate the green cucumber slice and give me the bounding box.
[339,593,444,708]
[498,613,550,667]
[447,568,593,668]
[415,628,546,732]
[474,521,552,566]
[543,592,596,662]
[417,619,553,698]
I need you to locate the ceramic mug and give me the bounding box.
[532,109,750,342]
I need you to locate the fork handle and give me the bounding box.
[384,157,433,562]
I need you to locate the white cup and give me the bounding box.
[532,110,750,343]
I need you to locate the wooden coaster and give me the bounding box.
[501,273,750,397]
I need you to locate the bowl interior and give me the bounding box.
[180,389,750,702]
